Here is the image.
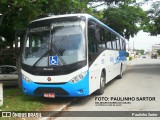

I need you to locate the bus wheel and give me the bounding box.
[117,65,122,79]
[95,72,105,95]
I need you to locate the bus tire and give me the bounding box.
[95,71,105,95]
[117,65,122,79]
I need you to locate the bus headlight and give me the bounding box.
[22,75,32,83]
[70,72,87,84]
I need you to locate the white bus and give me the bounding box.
[21,14,128,98]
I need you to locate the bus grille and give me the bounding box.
[34,87,69,96]
[34,82,67,85]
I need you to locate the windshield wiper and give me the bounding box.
[30,44,66,70]
[31,50,49,70]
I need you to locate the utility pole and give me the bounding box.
[133,41,134,51]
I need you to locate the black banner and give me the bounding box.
[0,111,160,118]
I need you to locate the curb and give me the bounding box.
[40,98,77,120]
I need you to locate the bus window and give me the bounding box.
[123,40,126,50]
[98,27,106,51]
[88,21,99,64]
[26,31,49,58]
[100,27,105,42]
[88,28,95,53]
[116,37,120,50]
[106,41,112,49]
[119,38,123,50]
[105,29,112,49]
[88,23,97,53]
[112,34,117,50]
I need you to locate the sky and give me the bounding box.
[129,31,160,51]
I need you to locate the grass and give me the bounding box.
[0,87,46,111]
[0,86,74,119]
[0,86,74,110]
[129,56,133,61]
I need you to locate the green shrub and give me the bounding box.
[129,56,132,61]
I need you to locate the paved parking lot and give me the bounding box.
[54,58,160,119]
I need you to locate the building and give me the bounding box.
[152,44,160,53]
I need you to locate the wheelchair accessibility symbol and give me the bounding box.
[49,56,58,65]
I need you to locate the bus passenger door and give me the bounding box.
[88,21,101,94]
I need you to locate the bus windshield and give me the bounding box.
[22,19,86,67]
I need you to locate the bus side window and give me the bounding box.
[112,34,117,50]
[88,21,99,64]
[98,27,106,52]
[88,27,97,53]
[105,30,112,49]
[116,36,120,50]
[122,40,126,50]
[119,38,123,50]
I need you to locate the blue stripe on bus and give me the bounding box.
[113,51,126,64]
[22,71,89,97]
[119,51,127,61]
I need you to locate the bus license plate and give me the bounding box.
[44,93,55,98]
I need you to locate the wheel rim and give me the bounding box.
[100,74,105,88]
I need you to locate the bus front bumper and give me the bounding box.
[22,73,89,97]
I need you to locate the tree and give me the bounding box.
[88,0,148,10]
[0,0,94,88]
[157,49,160,56]
[145,1,160,36]
[135,49,145,55]
[0,0,43,48]
[0,0,92,48]
[103,3,148,39]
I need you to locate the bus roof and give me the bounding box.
[31,13,93,23]
[30,13,126,41]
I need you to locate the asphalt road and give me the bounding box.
[54,57,160,120]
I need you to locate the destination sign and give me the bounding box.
[29,26,50,32]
